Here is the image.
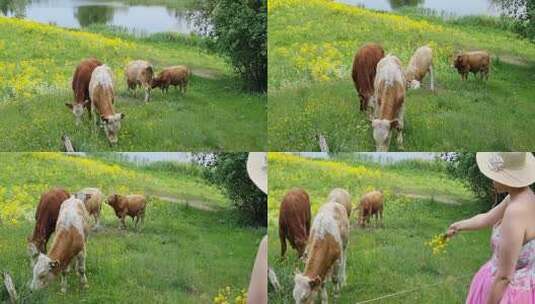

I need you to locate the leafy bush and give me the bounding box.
[493,0,535,41]
[193,0,267,92]
[443,152,535,204]
[195,153,267,226]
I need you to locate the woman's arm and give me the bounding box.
[486,204,524,304]
[247,235,268,304]
[447,196,510,236]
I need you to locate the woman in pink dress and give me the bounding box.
[447,152,535,304]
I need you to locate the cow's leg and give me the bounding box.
[429,65,434,91]
[321,285,329,304]
[77,247,88,289]
[279,225,287,258]
[120,215,127,230]
[134,215,140,231]
[396,104,405,149]
[60,270,68,293]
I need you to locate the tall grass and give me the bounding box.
[268,153,491,303]
[268,0,535,151]
[0,153,264,303]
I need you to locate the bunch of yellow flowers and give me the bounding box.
[426,233,449,255]
[213,286,247,304]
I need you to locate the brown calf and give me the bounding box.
[151,65,191,94]
[454,51,490,81]
[106,194,147,230]
[358,190,384,227]
[352,43,385,112]
[279,188,311,258]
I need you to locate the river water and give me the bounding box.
[0,0,195,34]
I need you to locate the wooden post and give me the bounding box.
[3,272,18,304]
[61,134,75,152]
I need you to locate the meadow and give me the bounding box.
[0,17,266,151]
[268,153,492,303]
[0,153,264,303]
[268,0,535,151]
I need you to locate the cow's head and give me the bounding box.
[454,54,466,70]
[293,273,320,304]
[372,119,398,152]
[295,239,308,258]
[408,79,421,90]
[65,100,90,125]
[106,194,119,207]
[101,113,125,145]
[30,253,59,290]
[151,77,161,89]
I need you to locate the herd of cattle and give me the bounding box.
[278,188,384,303]
[64,58,192,145]
[27,187,148,292]
[351,43,491,151]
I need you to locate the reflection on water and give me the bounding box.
[75,5,113,27]
[0,0,195,34]
[340,0,499,16]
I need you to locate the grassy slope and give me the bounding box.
[268,153,491,303]
[268,0,535,151]
[0,17,266,151]
[0,153,264,303]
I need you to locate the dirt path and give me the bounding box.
[191,67,222,79]
[150,193,220,212]
[398,192,462,205]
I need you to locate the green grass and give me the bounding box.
[0,17,266,151]
[268,153,492,303]
[268,0,535,151]
[0,153,265,303]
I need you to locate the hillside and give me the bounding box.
[268,0,535,151]
[0,153,264,303]
[0,17,266,151]
[268,153,492,303]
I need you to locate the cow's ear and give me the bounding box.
[309,276,321,289]
[390,119,400,129]
[119,113,125,120]
[65,103,73,110]
[49,260,60,270]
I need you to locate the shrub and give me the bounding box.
[195,153,267,226]
[443,152,535,205]
[193,0,267,92]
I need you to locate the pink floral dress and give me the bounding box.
[466,225,535,303]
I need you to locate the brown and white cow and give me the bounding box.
[352,43,385,113]
[406,46,434,91]
[454,51,491,81]
[358,190,384,227]
[27,188,70,264]
[66,58,103,125]
[106,194,147,230]
[327,188,352,218]
[30,197,90,293]
[151,65,191,94]
[371,55,406,152]
[293,202,349,304]
[75,188,104,228]
[279,188,311,258]
[125,60,154,102]
[89,65,125,145]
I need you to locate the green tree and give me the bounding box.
[388,0,424,10]
[193,0,267,92]
[492,0,535,40]
[195,152,267,227]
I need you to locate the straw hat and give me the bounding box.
[476,152,535,188]
[247,152,267,194]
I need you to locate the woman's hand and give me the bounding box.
[447,221,461,238]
